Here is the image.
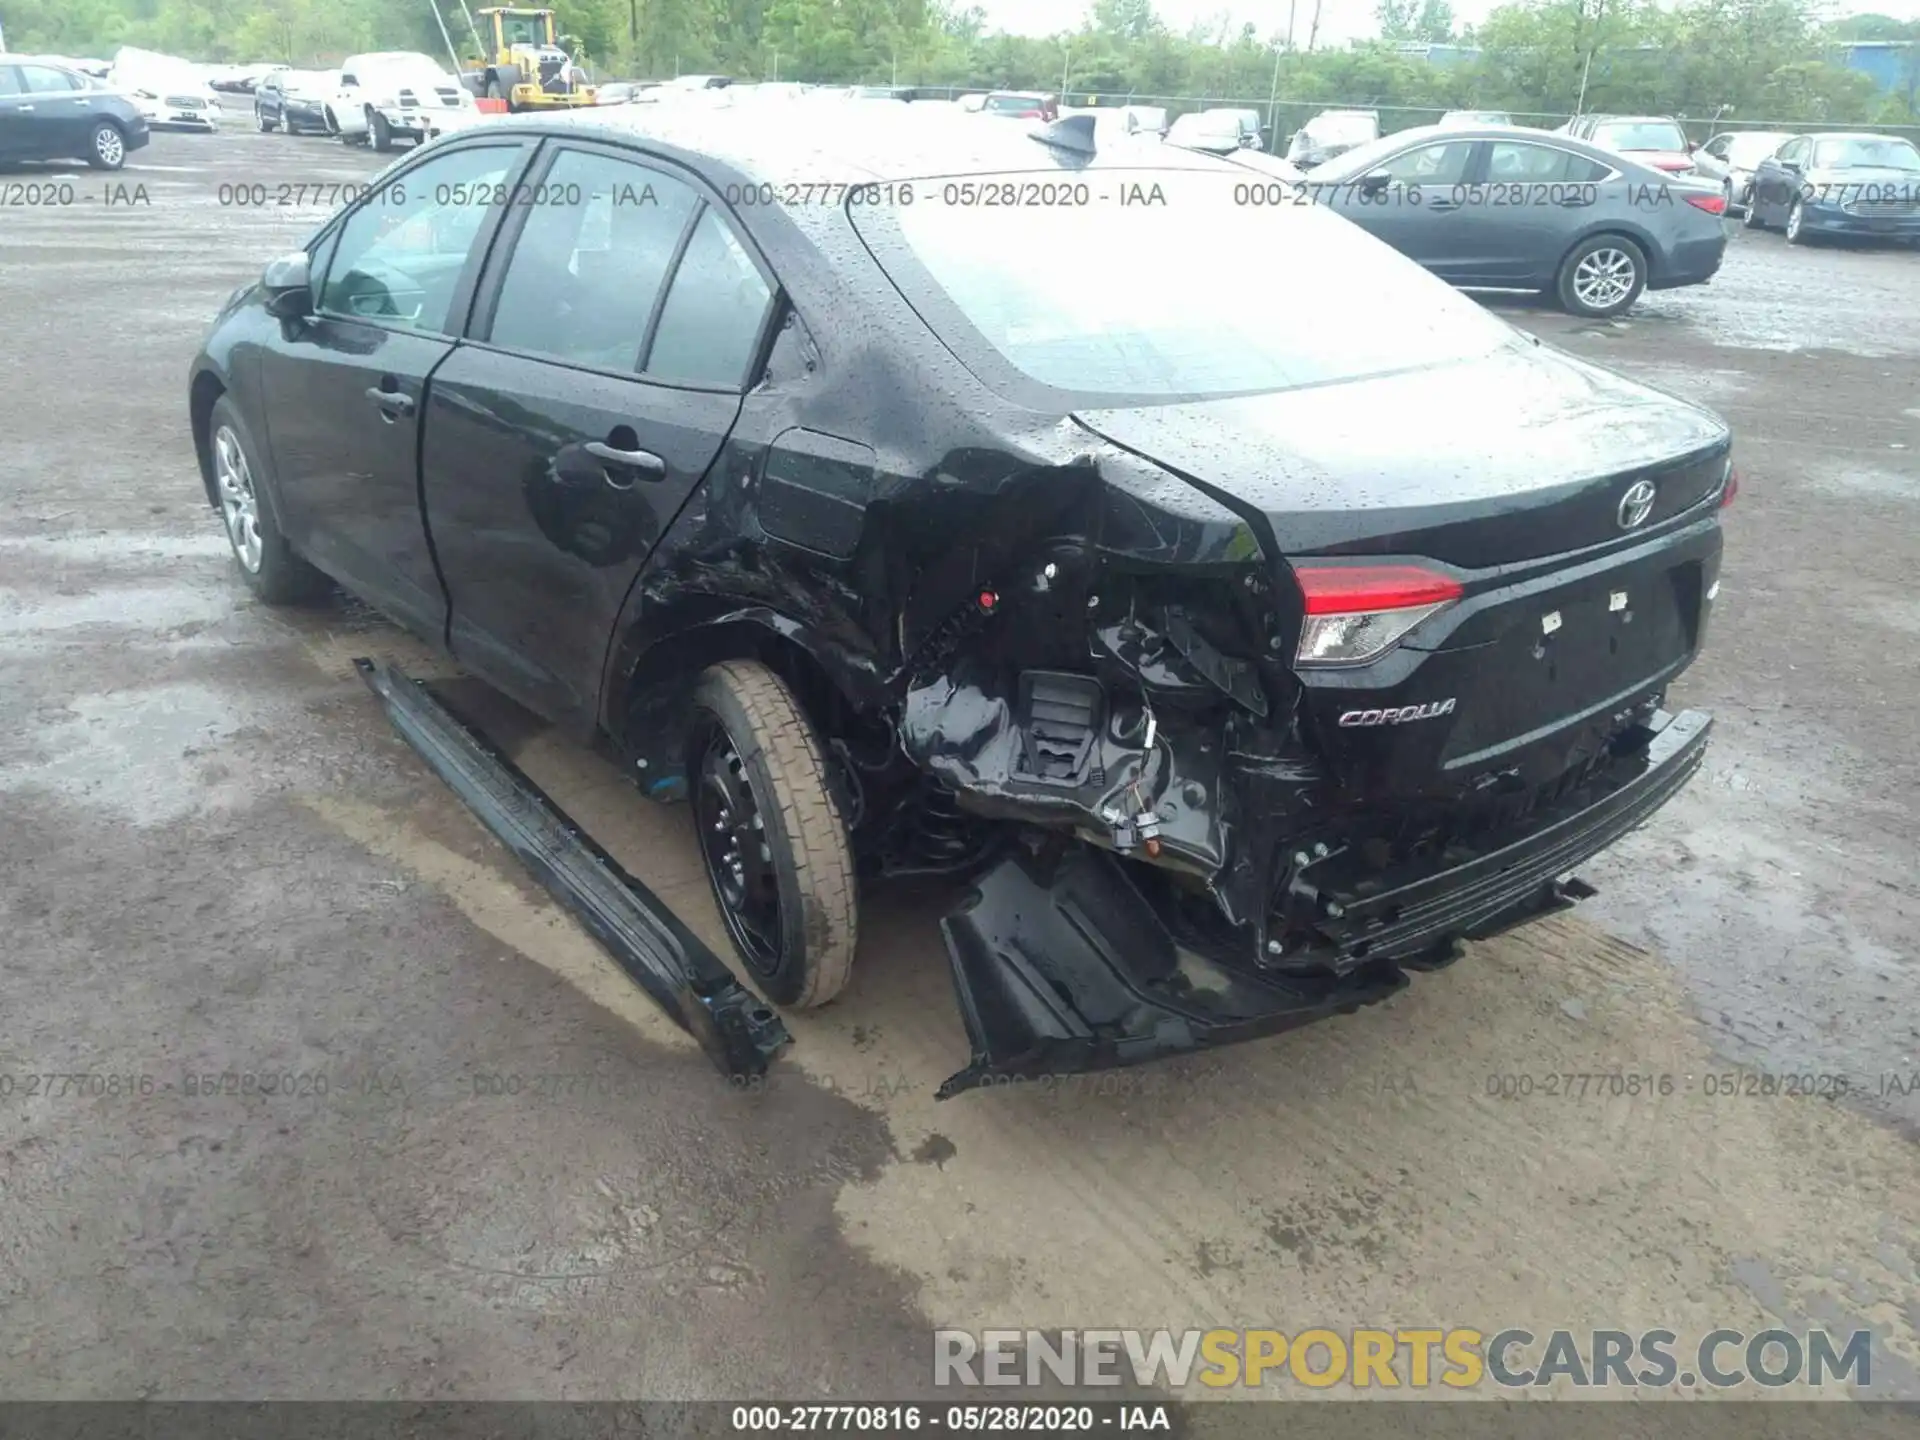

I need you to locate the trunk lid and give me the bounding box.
[1072,342,1729,570]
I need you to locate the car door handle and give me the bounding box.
[364,386,415,420]
[584,441,667,480]
[16,104,33,112]
[1426,199,1460,211]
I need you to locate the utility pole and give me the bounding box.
[1286,0,1297,48]
[424,0,463,74]
[1267,43,1282,142]
[1060,43,1070,97]
[1307,0,1323,52]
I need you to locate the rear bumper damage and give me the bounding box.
[934,707,1710,1098]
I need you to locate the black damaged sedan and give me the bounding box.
[189,105,1735,1095]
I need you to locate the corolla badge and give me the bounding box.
[1617,479,1658,530]
[1338,699,1457,727]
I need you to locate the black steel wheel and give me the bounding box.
[688,661,857,1008]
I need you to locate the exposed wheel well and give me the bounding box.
[189,373,226,510]
[616,621,861,802]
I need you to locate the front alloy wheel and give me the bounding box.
[1785,198,1808,244]
[213,424,263,573]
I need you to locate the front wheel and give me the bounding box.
[1555,234,1646,318]
[688,661,858,1009]
[368,108,393,152]
[207,396,331,606]
[257,108,276,132]
[86,121,126,170]
[1785,198,1809,245]
[1743,190,1768,228]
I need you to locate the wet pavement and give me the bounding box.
[0,129,1915,1402]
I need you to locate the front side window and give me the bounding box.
[645,209,775,388]
[0,68,21,98]
[1378,141,1475,185]
[316,143,521,332]
[21,65,82,94]
[486,148,700,371]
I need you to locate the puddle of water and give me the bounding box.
[0,682,255,826]
[0,585,236,638]
[1797,460,1917,503]
[0,533,228,563]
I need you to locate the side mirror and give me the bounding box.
[1360,168,1392,192]
[262,251,313,319]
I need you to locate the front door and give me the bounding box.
[256,139,532,640]
[1323,138,1483,281]
[420,142,779,731]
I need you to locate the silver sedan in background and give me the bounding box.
[1692,130,1794,213]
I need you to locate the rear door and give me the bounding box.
[1319,138,1483,280]
[421,140,778,731]
[1453,139,1615,287]
[256,138,534,640]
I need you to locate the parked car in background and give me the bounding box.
[980,90,1057,121]
[332,52,480,152]
[662,74,731,90]
[955,92,987,112]
[1286,108,1378,168]
[1439,109,1513,127]
[1744,132,1920,245]
[1303,124,1728,317]
[1165,108,1261,154]
[108,46,224,131]
[1691,130,1793,213]
[254,69,336,135]
[1561,114,1696,176]
[0,57,149,169]
[848,85,917,101]
[1091,103,1168,139]
[594,81,646,105]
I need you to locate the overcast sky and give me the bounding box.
[973,0,1920,49]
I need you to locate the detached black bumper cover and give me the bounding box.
[357,658,789,1080]
[936,708,1710,1098]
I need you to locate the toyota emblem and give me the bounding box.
[1617,479,1657,529]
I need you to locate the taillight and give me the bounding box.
[1721,465,1740,507]
[1292,563,1464,668]
[1685,191,1726,215]
[1019,109,1041,118]
[1653,157,1693,172]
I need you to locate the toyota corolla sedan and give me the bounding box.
[188,107,1733,1094]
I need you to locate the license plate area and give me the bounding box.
[1439,558,1698,766]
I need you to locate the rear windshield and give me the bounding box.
[850,167,1518,402]
[1592,120,1687,151]
[984,94,1042,114]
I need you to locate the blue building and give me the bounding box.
[1833,41,1917,100]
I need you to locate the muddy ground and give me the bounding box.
[0,129,1915,1405]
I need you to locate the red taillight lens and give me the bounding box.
[1721,465,1740,507]
[1653,157,1693,172]
[1294,564,1464,615]
[1292,563,1464,667]
[1019,109,1041,118]
[1686,191,1726,215]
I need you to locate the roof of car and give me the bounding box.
[1803,130,1916,142]
[504,102,1236,188]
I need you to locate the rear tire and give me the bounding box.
[1554,234,1647,318]
[688,660,858,1009]
[208,396,331,606]
[85,120,126,170]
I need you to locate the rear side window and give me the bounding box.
[0,69,20,98]
[484,148,700,372]
[1486,142,1610,183]
[644,209,773,388]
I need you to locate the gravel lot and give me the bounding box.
[1,127,1916,1403]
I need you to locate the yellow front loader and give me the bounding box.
[463,7,599,111]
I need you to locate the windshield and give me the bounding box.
[1592,120,1687,151]
[852,167,1517,401]
[1812,137,1920,170]
[1305,130,1425,179]
[500,14,546,45]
